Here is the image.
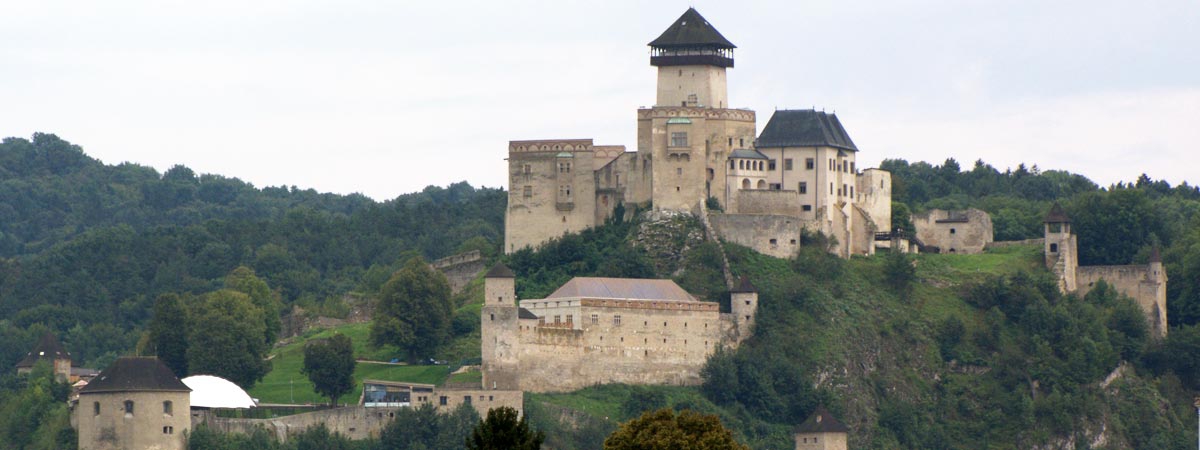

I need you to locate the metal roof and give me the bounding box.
[649,8,736,49]
[546,277,698,302]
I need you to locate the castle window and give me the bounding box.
[566,315,573,324]
[830,159,834,170]
[769,183,781,190]
[851,162,856,172]
[614,315,621,326]
[843,184,848,196]
[676,168,682,176]
[670,132,688,147]
[881,179,885,188]
[490,314,494,321]
[730,160,735,170]
[124,400,134,415]
[799,182,807,194]
[950,228,956,234]
[739,138,744,146]
[770,238,778,245]
[790,239,797,244]
[746,300,751,305]
[489,396,494,401]
[163,426,174,434]
[768,160,776,171]
[664,322,668,327]
[1050,243,1058,253]
[850,186,854,197]
[522,164,532,174]
[93,402,100,416]
[729,137,733,146]
[803,205,811,211]
[538,317,545,325]
[522,186,532,198]
[785,159,793,170]
[464,396,472,404]
[806,158,814,170]
[745,315,751,320]
[439,396,448,406]
[591,314,598,325]
[163,401,172,415]
[554,315,561,324]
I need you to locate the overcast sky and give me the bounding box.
[3,0,1197,200]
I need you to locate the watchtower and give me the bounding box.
[1043,202,1077,292]
[650,7,735,109]
[481,263,521,390]
[730,277,758,341]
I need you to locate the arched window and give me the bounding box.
[742,179,750,189]
[757,180,767,189]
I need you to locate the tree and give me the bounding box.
[603,408,749,450]
[884,250,916,302]
[187,289,271,389]
[467,406,544,450]
[147,293,190,377]
[378,403,478,450]
[224,266,282,346]
[370,257,453,361]
[301,334,355,406]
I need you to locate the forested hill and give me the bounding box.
[0,134,505,369]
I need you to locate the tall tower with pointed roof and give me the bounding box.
[640,8,757,212]
[15,332,72,382]
[1043,202,1077,292]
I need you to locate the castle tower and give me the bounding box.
[730,276,758,341]
[640,8,757,212]
[76,357,191,450]
[1144,246,1169,336]
[793,406,849,450]
[481,263,521,390]
[15,332,72,382]
[1043,202,1077,292]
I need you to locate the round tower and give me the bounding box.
[76,357,191,450]
[481,263,521,390]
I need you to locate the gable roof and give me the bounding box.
[16,333,70,368]
[546,277,697,302]
[649,8,736,49]
[1044,202,1071,223]
[485,263,515,278]
[756,110,858,151]
[731,276,757,293]
[79,357,190,394]
[794,406,850,434]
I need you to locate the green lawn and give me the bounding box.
[248,323,451,405]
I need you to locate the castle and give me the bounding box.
[481,263,758,393]
[504,8,892,259]
[1043,203,1168,336]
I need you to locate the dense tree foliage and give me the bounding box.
[301,334,356,406]
[0,367,75,450]
[147,293,190,376]
[603,408,749,450]
[377,403,479,450]
[370,258,454,362]
[187,289,271,388]
[467,406,544,450]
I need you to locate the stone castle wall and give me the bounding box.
[505,140,599,254]
[1076,264,1168,334]
[77,390,190,450]
[511,301,732,392]
[431,250,485,294]
[912,208,994,254]
[710,214,803,259]
[733,189,803,217]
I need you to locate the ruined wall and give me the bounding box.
[1076,264,1168,335]
[710,214,803,259]
[732,189,802,217]
[77,391,190,450]
[513,301,728,392]
[856,169,891,233]
[848,205,877,257]
[431,250,485,295]
[912,209,994,254]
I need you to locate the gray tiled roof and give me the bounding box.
[756,110,858,151]
[1044,202,1071,223]
[546,277,698,302]
[16,333,70,368]
[485,263,515,278]
[730,149,768,160]
[79,357,190,394]
[794,406,849,433]
[649,8,736,49]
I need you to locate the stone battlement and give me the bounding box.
[637,106,755,121]
[509,139,594,153]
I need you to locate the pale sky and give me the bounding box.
[3,0,1198,200]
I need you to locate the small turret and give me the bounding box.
[730,277,758,338]
[482,263,520,390]
[484,263,516,306]
[794,406,849,450]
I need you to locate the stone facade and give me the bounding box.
[1043,204,1168,336]
[430,250,485,295]
[502,8,892,260]
[481,266,756,393]
[911,208,994,254]
[709,214,803,259]
[793,407,849,450]
[74,357,192,450]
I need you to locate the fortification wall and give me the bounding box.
[733,190,802,217]
[197,391,522,442]
[986,238,1044,249]
[505,140,598,254]
[1076,265,1167,334]
[431,250,485,294]
[514,304,727,392]
[710,214,803,259]
[912,209,993,254]
[856,169,892,233]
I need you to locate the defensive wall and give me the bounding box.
[710,213,803,259]
[733,189,803,217]
[512,298,733,392]
[431,250,485,294]
[196,389,523,443]
[1076,265,1168,332]
[912,209,994,254]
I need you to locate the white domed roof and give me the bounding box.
[182,375,257,409]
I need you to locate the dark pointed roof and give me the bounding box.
[79,357,190,394]
[649,8,736,49]
[731,276,757,293]
[794,406,849,434]
[1150,246,1162,263]
[16,333,70,368]
[1044,202,1071,223]
[518,308,539,320]
[756,110,858,151]
[485,263,515,278]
